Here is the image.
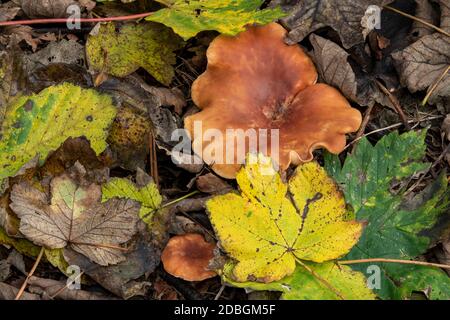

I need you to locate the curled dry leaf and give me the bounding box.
[9,172,140,266]
[0,4,21,22]
[392,0,450,104]
[196,173,232,194]
[186,23,362,178]
[161,233,216,282]
[277,0,394,48]
[207,154,363,283]
[309,34,389,107]
[20,0,77,18]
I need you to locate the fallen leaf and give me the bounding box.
[9,171,140,266]
[63,221,162,299]
[223,261,375,300]
[0,83,117,180]
[196,173,232,194]
[28,276,115,300]
[146,0,286,40]
[0,4,20,22]
[106,105,152,171]
[86,22,183,85]
[98,75,183,151]
[325,130,450,299]
[279,0,393,48]
[309,34,390,107]
[0,282,40,300]
[24,40,85,71]
[102,176,162,227]
[392,34,450,104]
[392,0,450,104]
[20,0,76,18]
[207,153,363,283]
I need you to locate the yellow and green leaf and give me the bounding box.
[223,262,376,300]
[102,177,162,226]
[147,0,286,40]
[207,153,363,283]
[0,83,116,180]
[86,22,183,85]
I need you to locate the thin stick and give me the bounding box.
[214,284,226,300]
[339,258,450,269]
[353,104,374,150]
[15,247,45,300]
[149,130,159,189]
[71,242,129,251]
[294,257,345,300]
[0,13,153,27]
[344,115,444,150]
[49,271,85,300]
[384,5,450,37]
[162,191,200,209]
[375,80,410,130]
[141,190,200,219]
[422,65,450,106]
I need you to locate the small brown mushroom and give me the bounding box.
[161,233,216,282]
[185,23,362,178]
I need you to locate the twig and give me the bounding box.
[422,65,450,106]
[383,5,450,37]
[0,13,153,27]
[353,104,375,150]
[214,284,226,300]
[339,258,450,269]
[149,130,159,189]
[15,247,44,300]
[162,191,201,209]
[344,115,444,150]
[375,80,410,130]
[294,257,345,300]
[49,271,85,299]
[403,143,450,196]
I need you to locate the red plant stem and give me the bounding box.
[0,12,153,27]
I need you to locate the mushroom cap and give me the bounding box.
[185,22,362,179]
[161,233,216,282]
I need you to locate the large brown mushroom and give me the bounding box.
[185,23,362,179]
[161,233,216,282]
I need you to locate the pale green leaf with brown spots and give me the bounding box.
[0,83,116,180]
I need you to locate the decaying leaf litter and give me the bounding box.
[0,0,449,300]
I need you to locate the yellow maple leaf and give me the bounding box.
[207,154,363,283]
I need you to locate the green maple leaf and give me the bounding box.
[146,0,286,40]
[325,131,450,300]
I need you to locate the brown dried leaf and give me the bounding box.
[0,4,21,22]
[392,0,450,104]
[0,282,40,300]
[28,276,115,300]
[309,34,390,107]
[392,34,450,104]
[9,171,140,266]
[278,0,393,48]
[196,173,232,194]
[20,0,76,18]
